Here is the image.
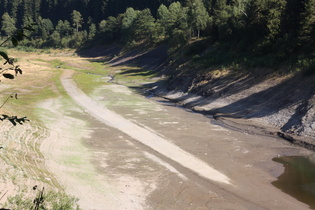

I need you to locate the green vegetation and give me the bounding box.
[0,0,313,72]
[4,187,80,210]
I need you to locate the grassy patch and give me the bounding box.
[0,50,86,207]
[4,188,81,210]
[73,71,109,94]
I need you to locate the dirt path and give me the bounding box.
[61,70,231,185]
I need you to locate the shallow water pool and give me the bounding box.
[272,154,315,209]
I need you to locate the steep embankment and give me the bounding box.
[77,43,315,147]
[159,70,315,145]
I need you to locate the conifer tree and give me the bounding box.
[88,23,96,40]
[133,9,156,44]
[189,0,210,38]
[98,20,107,33]
[72,10,84,32]
[121,7,138,44]
[1,12,17,36]
[298,0,315,47]
[157,4,171,37]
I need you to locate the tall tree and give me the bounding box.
[72,10,84,32]
[132,9,157,44]
[157,4,171,37]
[98,20,107,33]
[88,23,96,39]
[1,12,17,36]
[37,17,54,38]
[157,2,188,39]
[56,20,72,36]
[298,0,315,48]
[122,7,138,30]
[189,0,210,38]
[102,16,120,39]
[264,0,286,42]
[50,30,61,48]
[121,7,138,43]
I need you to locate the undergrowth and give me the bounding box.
[4,187,81,210]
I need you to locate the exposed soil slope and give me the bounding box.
[160,71,315,142]
[78,44,315,147]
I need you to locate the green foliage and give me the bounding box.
[121,7,138,43]
[98,20,107,33]
[4,188,81,210]
[0,0,312,72]
[132,9,156,44]
[56,20,72,36]
[1,12,17,36]
[37,17,54,39]
[189,0,210,38]
[101,16,120,40]
[72,10,84,32]
[88,23,97,40]
[157,4,170,37]
[122,7,138,30]
[50,31,61,48]
[298,0,315,50]
[0,23,34,126]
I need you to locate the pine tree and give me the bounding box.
[72,10,84,32]
[298,0,315,47]
[132,9,156,44]
[56,20,72,36]
[88,23,96,40]
[122,7,138,30]
[157,2,188,39]
[157,4,171,37]
[103,16,119,39]
[50,30,61,48]
[1,12,17,36]
[98,20,107,33]
[264,0,286,42]
[189,0,210,38]
[121,7,138,43]
[37,17,54,39]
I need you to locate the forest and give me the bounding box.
[0,0,314,72]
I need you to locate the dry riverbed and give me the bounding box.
[0,50,313,209]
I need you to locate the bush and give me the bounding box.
[4,189,81,210]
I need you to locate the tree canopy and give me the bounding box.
[0,0,313,70]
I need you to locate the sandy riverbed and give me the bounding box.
[39,69,313,209]
[0,51,313,209]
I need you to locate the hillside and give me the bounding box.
[78,42,315,149]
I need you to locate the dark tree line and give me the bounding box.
[0,0,314,69]
[0,0,176,30]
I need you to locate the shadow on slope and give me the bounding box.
[157,72,315,137]
[211,74,314,120]
[77,43,169,78]
[109,45,169,72]
[76,43,122,59]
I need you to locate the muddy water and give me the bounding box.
[272,154,315,209]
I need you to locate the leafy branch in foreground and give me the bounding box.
[0,25,34,125]
[0,92,29,125]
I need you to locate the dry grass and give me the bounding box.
[0,49,88,206]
